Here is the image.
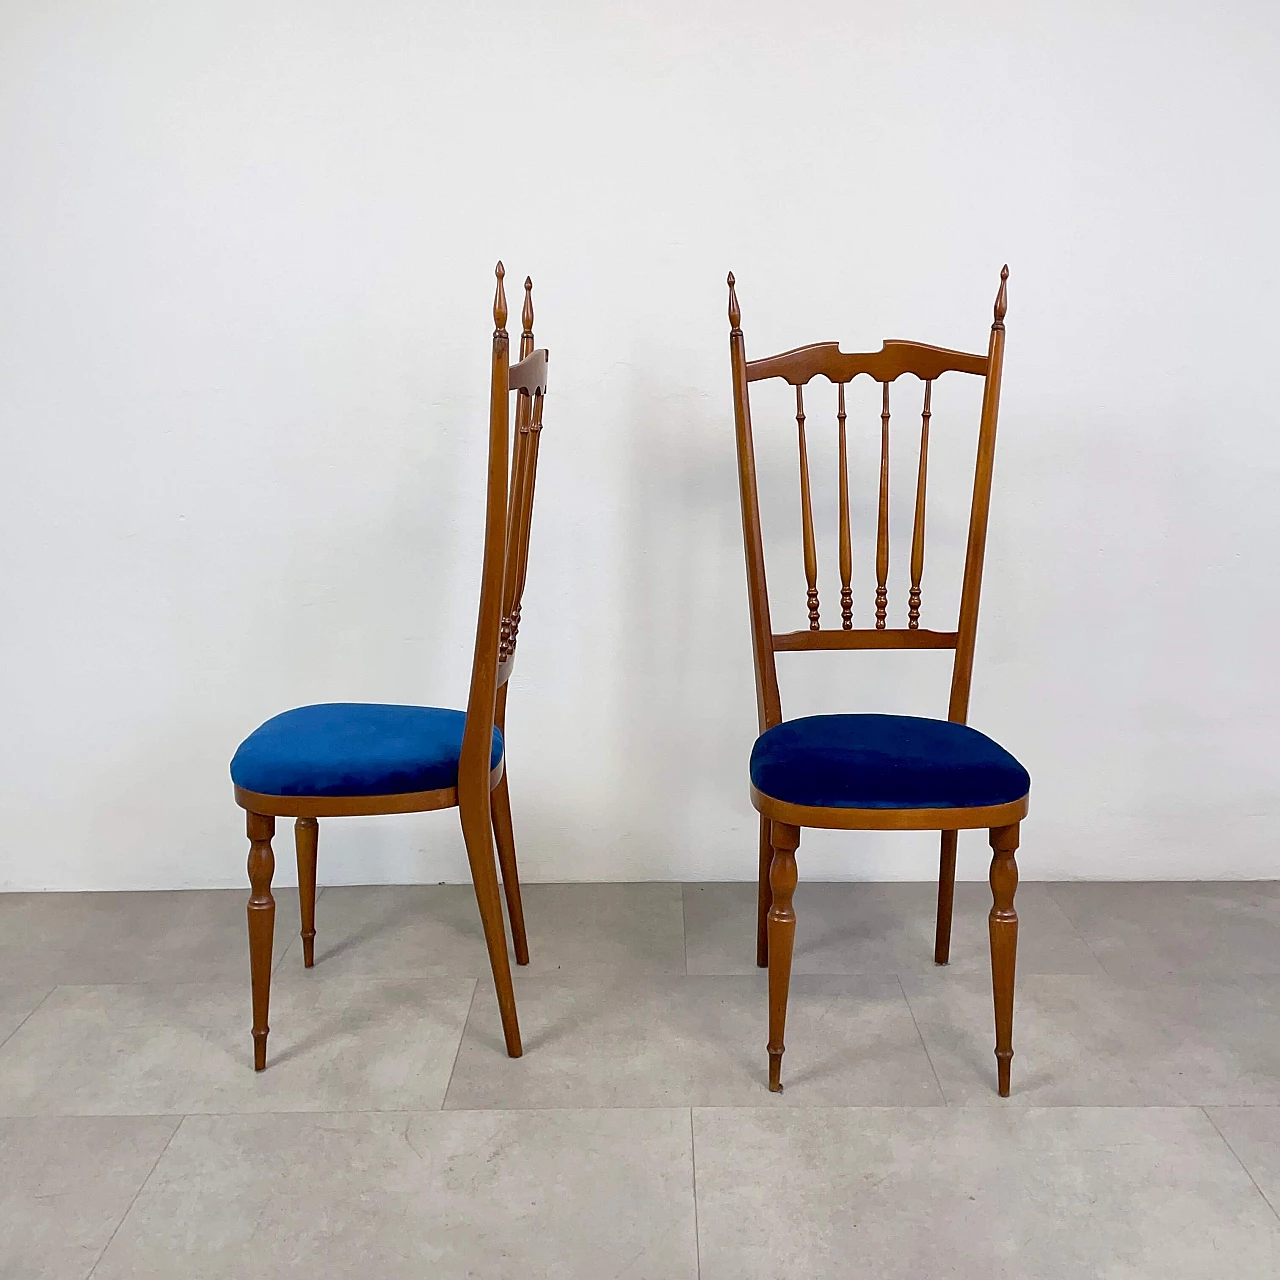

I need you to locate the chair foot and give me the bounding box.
[996,1049,1012,1098]
[768,1050,784,1093]
[253,1028,269,1072]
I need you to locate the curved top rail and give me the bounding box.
[509,348,549,394]
[746,339,987,386]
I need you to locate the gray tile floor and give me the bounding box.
[1,880,1278,1277]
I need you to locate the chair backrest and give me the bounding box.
[459,263,550,794]
[727,267,1009,734]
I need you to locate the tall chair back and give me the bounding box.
[726,267,1009,732]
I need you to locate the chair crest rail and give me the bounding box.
[746,339,988,386]
[509,348,549,395]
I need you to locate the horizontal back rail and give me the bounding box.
[772,627,959,652]
[746,339,987,386]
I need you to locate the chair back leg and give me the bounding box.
[294,817,318,968]
[934,828,958,964]
[246,811,277,1071]
[988,822,1020,1096]
[490,772,530,966]
[766,821,800,1092]
[756,815,773,968]
[459,795,523,1057]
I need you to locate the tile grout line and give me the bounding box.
[896,973,948,1106]
[439,980,479,1111]
[681,887,689,976]
[0,985,56,1055]
[86,1113,185,1278]
[1202,1106,1280,1225]
[689,1107,702,1280]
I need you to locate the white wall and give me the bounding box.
[1,1,1277,890]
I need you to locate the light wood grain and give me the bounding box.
[746,338,988,385]
[727,266,1026,1096]
[236,262,550,1070]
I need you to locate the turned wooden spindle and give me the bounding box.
[507,387,545,654]
[501,403,533,663]
[993,264,1008,331]
[500,274,547,666]
[988,822,1020,1096]
[837,382,853,628]
[875,382,890,628]
[766,822,800,1092]
[246,812,276,1071]
[728,271,741,332]
[796,385,820,629]
[908,380,932,629]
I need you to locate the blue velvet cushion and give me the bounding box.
[230,703,503,798]
[750,714,1029,810]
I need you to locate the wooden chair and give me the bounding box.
[726,267,1029,1096]
[230,263,549,1070]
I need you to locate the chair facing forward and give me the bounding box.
[726,267,1030,1096]
[230,263,549,1070]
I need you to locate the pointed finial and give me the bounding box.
[522,276,534,339]
[727,272,741,331]
[993,264,1008,331]
[493,261,507,331]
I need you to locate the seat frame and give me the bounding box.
[727,267,1028,1096]
[234,264,548,1071]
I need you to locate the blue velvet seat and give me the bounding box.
[750,713,1029,811]
[230,703,504,798]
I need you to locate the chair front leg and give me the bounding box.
[246,812,276,1071]
[988,822,1020,1096]
[766,821,800,1092]
[756,814,772,968]
[295,817,318,968]
[934,828,958,965]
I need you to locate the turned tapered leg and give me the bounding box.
[490,773,529,967]
[756,815,772,968]
[934,829,958,965]
[246,811,276,1071]
[988,822,1020,1097]
[460,797,522,1057]
[294,816,318,968]
[766,821,800,1092]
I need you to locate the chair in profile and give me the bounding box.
[726,267,1029,1095]
[230,263,549,1069]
